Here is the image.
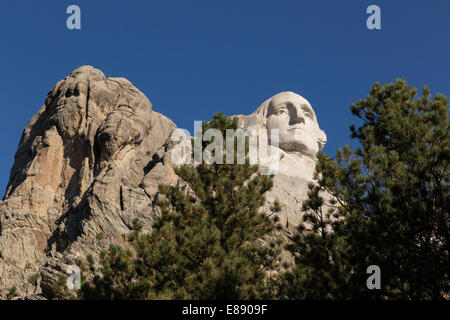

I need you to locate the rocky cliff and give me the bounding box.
[0,66,180,298]
[0,67,329,299]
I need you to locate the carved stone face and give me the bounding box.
[265,92,325,158]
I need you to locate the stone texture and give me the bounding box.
[0,70,331,299]
[232,91,333,234]
[0,66,178,298]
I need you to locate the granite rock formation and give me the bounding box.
[0,66,178,297]
[233,91,331,233]
[0,68,330,298]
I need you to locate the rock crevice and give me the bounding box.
[0,66,178,296]
[0,67,330,299]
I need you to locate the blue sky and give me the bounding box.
[0,0,449,195]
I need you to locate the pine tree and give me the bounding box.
[78,112,282,299]
[279,80,449,299]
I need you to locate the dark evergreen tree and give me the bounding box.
[279,80,449,299]
[78,112,282,299]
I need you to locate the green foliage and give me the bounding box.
[96,232,105,241]
[6,286,17,300]
[279,80,449,299]
[78,112,282,299]
[28,273,40,286]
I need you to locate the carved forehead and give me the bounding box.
[267,92,316,119]
[269,92,311,109]
[249,91,319,124]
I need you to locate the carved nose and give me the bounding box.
[290,105,305,125]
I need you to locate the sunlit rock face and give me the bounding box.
[0,68,331,298]
[0,66,179,297]
[233,91,331,234]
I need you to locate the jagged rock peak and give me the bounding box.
[0,66,178,298]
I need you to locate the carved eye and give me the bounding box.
[301,106,313,118]
[276,109,287,115]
